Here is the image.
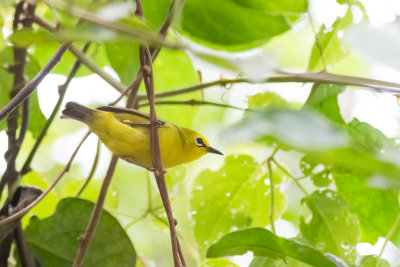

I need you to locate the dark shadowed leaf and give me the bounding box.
[24,198,136,267]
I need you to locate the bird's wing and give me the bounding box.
[96,106,165,126]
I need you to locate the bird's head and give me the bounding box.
[189,131,223,156]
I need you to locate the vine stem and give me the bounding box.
[266,148,279,234]
[376,212,400,266]
[72,155,119,267]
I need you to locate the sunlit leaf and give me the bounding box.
[181,0,307,50]
[207,227,340,267]
[346,118,392,154]
[334,173,400,244]
[105,43,140,85]
[25,198,136,267]
[300,190,361,262]
[304,84,345,124]
[202,258,239,267]
[33,42,108,77]
[191,155,286,253]
[308,10,352,71]
[247,92,289,110]
[359,255,390,267]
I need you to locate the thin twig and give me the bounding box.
[135,72,400,101]
[266,149,278,234]
[72,155,119,267]
[13,223,34,267]
[140,99,252,112]
[76,139,101,197]
[0,42,70,121]
[32,15,127,94]
[21,42,91,175]
[0,131,90,228]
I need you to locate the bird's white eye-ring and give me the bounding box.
[195,137,204,147]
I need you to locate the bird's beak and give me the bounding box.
[206,146,223,155]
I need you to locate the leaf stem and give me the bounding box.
[376,212,400,266]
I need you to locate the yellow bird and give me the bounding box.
[62,102,223,169]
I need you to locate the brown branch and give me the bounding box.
[13,223,34,267]
[140,99,251,111]
[135,72,400,102]
[0,42,70,121]
[72,155,118,267]
[140,44,185,266]
[0,131,90,230]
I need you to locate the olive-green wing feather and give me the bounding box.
[96,106,165,126]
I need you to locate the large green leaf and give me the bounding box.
[207,228,340,267]
[33,42,108,77]
[334,173,400,244]
[191,155,286,253]
[105,43,140,85]
[300,190,361,262]
[24,198,136,267]
[346,118,392,154]
[308,9,352,71]
[304,84,345,124]
[181,0,307,50]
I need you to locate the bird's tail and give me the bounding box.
[61,102,95,123]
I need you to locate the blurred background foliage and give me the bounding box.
[1,0,400,266]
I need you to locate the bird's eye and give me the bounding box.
[195,137,204,147]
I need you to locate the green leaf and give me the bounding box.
[308,9,352,71]
[25,198,136,267]
[202,258,239,267]
[300,190,361,262]
[105,43,140,85]
[181,0,307,51]
[191,155,286,253]
[141,0,172,29]
[334,172,400,244]
[346,118,392,154]
[247,92,290,110]
[207,228,340,267]
[33,42,108,77]
[311,170,333,187]
[305,84,345,124]
[25,55,46,138]
[359,255,390,267]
